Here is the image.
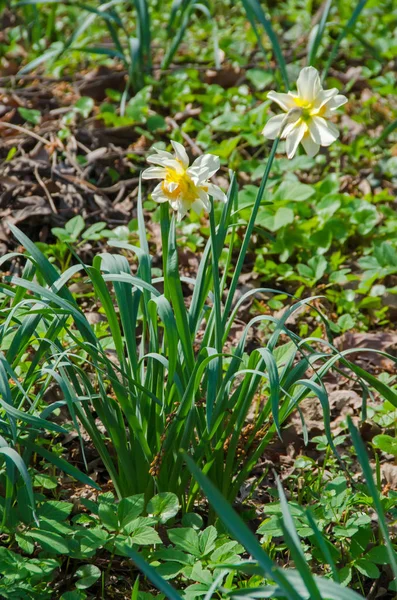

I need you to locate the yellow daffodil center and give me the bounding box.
[292,96,327,120]
[293,97,313,110]
[162,167,199,203]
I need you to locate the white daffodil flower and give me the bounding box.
[262,66,347,159]
[142,141,227,221]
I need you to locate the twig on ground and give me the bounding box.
[166,116,203,156]
[34,165,58,214]
[0,121,49,146]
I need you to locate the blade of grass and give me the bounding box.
[133,0,152,70]
[321,0,368,81]
[240,0,289,89]
[0,447,37,525]
[275,476,322,600]
[308,0,333,67]
[209,199,223,379]
[347,417,397,580]
[26,442,101,490]
[167,217,195,372]
[371,118,397,147]
[305,509,339,582]
[122,545,182,599]
[222,139,279,326]
[185,453,304,600]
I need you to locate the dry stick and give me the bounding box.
[97,177,139,194]
[0,61,256,86]
[0,121,50,146]
[34,165,58,214]
[75,140,92,154]
[166,116,203,156]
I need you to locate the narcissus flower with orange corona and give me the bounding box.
[142,141,227,221]
[262,66,347,159]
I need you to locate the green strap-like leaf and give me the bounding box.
[321,0,368,81]
[0,447,36,523]
[122,545,182,599]
[185,453,303,600]
[347,417,397,581]
[276,477,322,600]
[240,0,289,89]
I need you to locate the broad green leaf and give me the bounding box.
[37,501,73,521]
[25,530,73,554]
[65,215,85,240]
[354,558,379,578]
[75,528,109,556]
[15,533,34,554]
[147,492,179,524]
[274,181,315,202]
[75,564,101,589]
[74,97,94,118]
[366,545,394,565]
[118,495,145,529]
[60,592,87,600]
[246,68,273,90]
[98,503,118,531]
[182,513,203,530]
[18,107,41,125]
[34,473,58,489]
[372,434,397,457]
[168,528,201,557]
[199,526,217,556]
[274,207,294,231]
[209,136,241,159]
[129,526,161,546]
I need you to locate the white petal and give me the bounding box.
[297,66,321,102]
[165,181,178,192]
[309,116,339,146]
[151,183,169,203]
[168,159,186,173]
[262,114,286,140]
[191,199,206,215]
[286,122,306,159]
[301,135,320,157]
[281,112,305,138]
[169,197,182,214]
[188,172,199,186]
[169,197,181,210]
[323,94,348,115]
[197,189,211,211]
[153,148,174,157]
[312,88,339,110]
[326,120,340,140]
[267,91,296,112]
[141,166,166,180]
[147,155,185,173]
[187,170,204,186]
[206,183,227,203]
[146,154,170,167]
[171,140,190,167]
[176,208,185,221]
[172,199,189,221]
[189,153,220,180]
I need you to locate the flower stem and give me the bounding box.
[222,138,279,326]
[209,200,223,377]
[160,203,170,299]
